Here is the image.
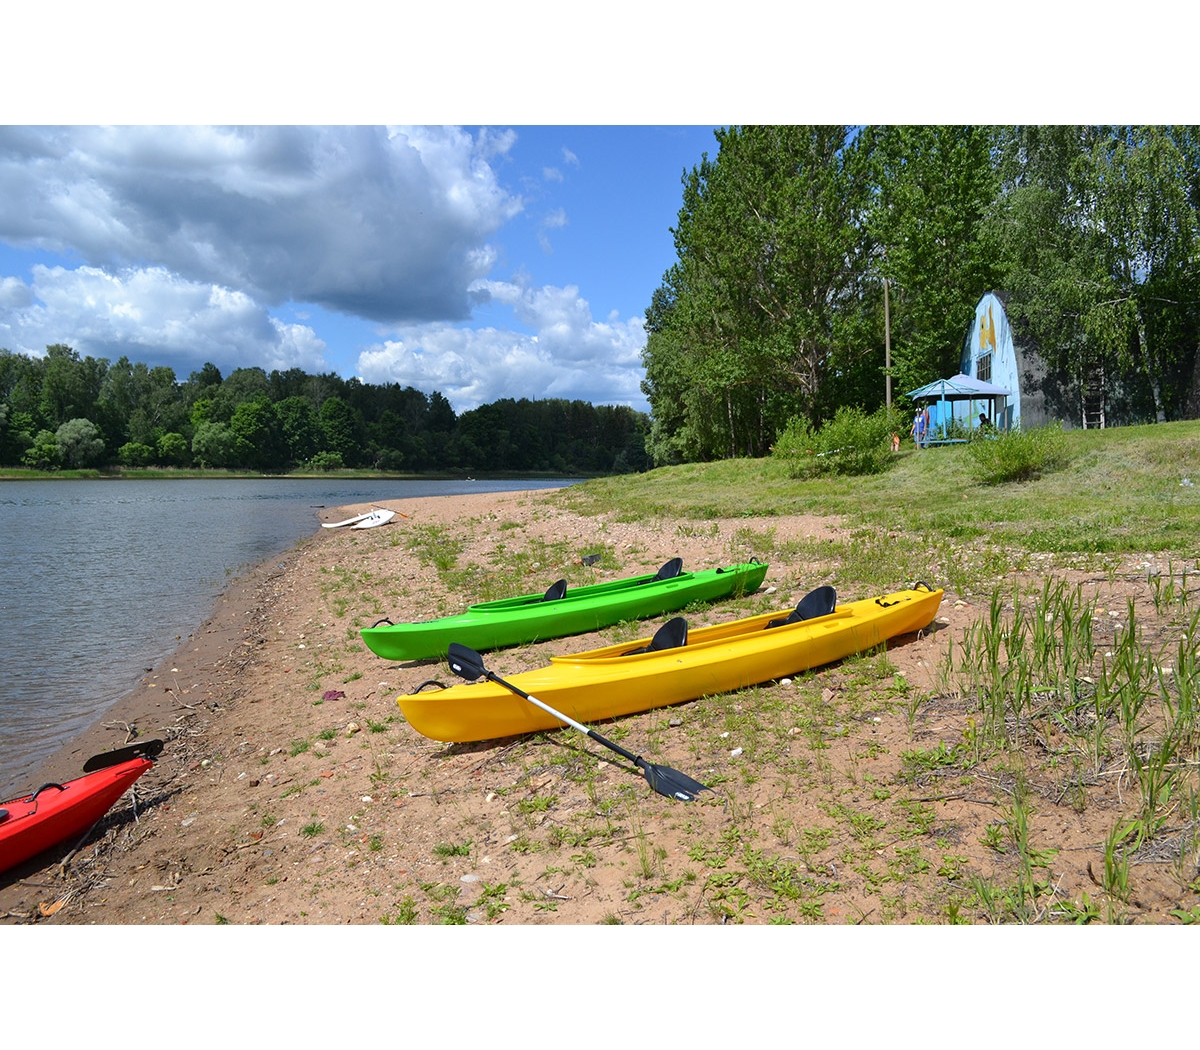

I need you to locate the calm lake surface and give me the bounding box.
[0,477,579,795]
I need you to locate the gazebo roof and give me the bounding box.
[906,373,1011,400]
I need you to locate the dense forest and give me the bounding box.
[643,125,1200,463]
[5,126,1200,474]
[0,348,651,474]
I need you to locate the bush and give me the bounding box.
[118,441,155,467]
[773,406,902,478]
[304,451,345,472]
[157,432,189,466]
[966,422,1070,484]
[22,429,61,470]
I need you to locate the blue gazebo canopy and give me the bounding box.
[906,373,1012,440]
[906,373,1011,400]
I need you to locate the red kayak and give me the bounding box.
[0,740,162,875]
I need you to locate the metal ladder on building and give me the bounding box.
[1081,363,1106,429]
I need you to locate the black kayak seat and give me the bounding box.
[539,579,567,603]
[0,809,8,824]
[766,585,837,629]
[623,615,688,655]
[651,557,683,582]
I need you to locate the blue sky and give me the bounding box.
[0,125,723,414]
[3,10,1170,418]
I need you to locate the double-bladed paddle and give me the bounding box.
[446,643,711,802]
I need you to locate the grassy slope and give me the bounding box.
[563,419,1200,558]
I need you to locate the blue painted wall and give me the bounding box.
[957,292,1021,430]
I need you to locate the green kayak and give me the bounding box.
[361,558,769,663]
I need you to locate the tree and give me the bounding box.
[191,421,240,468]
[0,407,35,465]
[156,431,189,466]
[991,125,1199,424]
[38,344,107,430]
[642,126,877,463]
[319,396,365,466]
[118,441,155,466]
[276,396,321,465]
[99,357,184,450]
[229,396,284,470]
[56,417,105,468]
[863,125,1004,393]
[1085,126,1197,422]
[209,367,269,423]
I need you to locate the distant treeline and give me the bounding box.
[0,346,651,474]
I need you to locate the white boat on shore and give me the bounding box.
[349,508,396,529]
[321,510,375,528]
[322,507,397,530]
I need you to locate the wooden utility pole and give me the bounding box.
[884,277,892,408]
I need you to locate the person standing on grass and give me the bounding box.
[921,406,931,447]
[911,408,926,449]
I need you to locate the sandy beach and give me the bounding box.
[2,485,1188,926]
[0,486,858,924]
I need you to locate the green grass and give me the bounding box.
[559,419,1200,557]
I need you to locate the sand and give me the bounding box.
[2,486,1195,927]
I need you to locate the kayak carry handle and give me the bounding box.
[29,782,66,802]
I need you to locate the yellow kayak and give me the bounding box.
[399,584,943,742]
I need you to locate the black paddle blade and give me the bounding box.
[636,758,713,802]
[447,642,487,682]
[82,738,164,772]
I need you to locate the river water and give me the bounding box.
[0,477,578,795]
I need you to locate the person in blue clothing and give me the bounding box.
[911,407,927,448]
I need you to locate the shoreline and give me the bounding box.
[9,484,1188,926]
[2,486,847,923]
[2,477,580,798]
[15,548,296,793]
[14,485,538,792]
[2,486,641,921]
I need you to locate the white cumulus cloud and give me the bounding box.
[357,280,647,413]
[0,125,523,323]
[6,264,327,376]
